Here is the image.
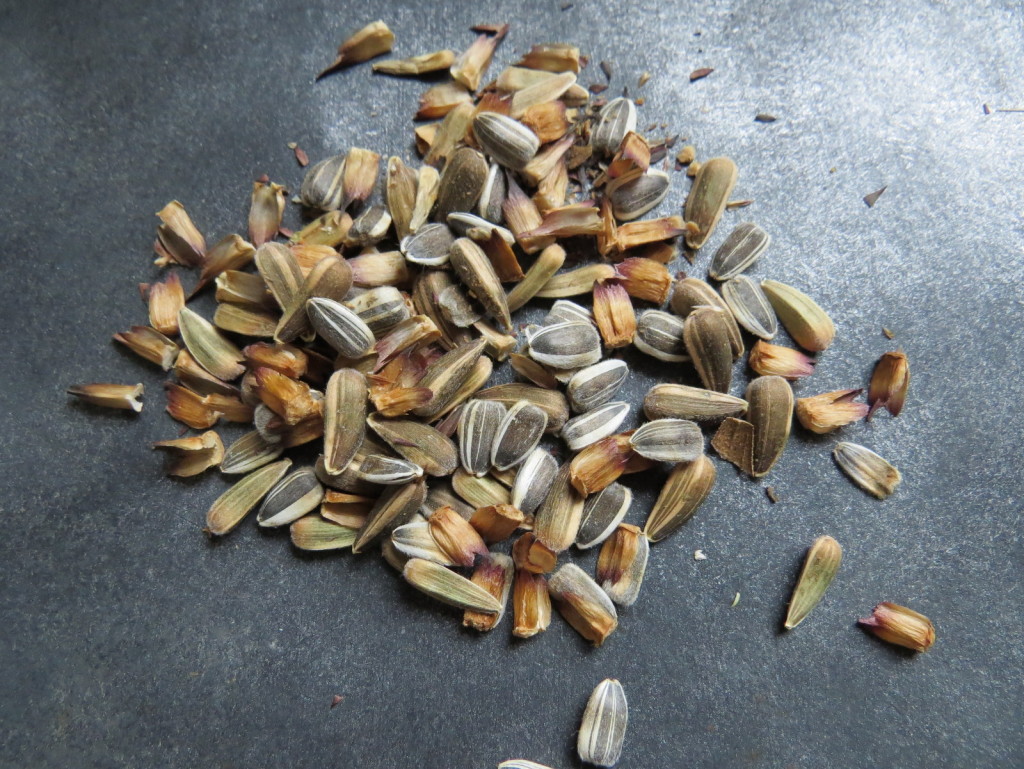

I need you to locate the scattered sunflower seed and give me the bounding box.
[833,442,901,499]
[577,678,628,766]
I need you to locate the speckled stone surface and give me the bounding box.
[1,1,1022,767]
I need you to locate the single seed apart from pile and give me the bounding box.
[833,442,901,499]
[67,383,145,413]
[868,351,910,418]
[577,678,628,766]
[784,535,842,629]
[858,602,935,652]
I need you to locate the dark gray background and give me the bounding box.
[1,0,1022,767]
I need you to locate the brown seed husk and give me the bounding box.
[512,532,558,575]
[858,602,935,652]
[205,459,291,536]
[868,351,910,418]
[463,552,514,631]
[747,375,793,477]
[684,156,737,249]
[428,505,489,567]
[548,563,618,646]
[317,20,395,80]
[784,535,843,630]
[152,430,224,477]
[833,442,901,499]
[248,180,286,248]
[373,49,456,76]
[512,568,552,638]
[711,417,755,475]
[113,326,179,370]
[592,280,636,348]
[146,273,185,336]
[643,455,716,542]
[795,389,868,434]
[469,503,525,543]
[323,369,367,474]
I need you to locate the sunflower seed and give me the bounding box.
[391,520,456,565]
[345,205,392,248]
[478,162,506,223]
[784,535,842,629]
[721,275,778,340]
[307,297,376,358]
[205,459,292,536]
[597,523,649,606]
[299,153,347,210]
[257,468,324,527]
[402,557,502,613]
[449,237,512,331]
[709,222,770,280]
[435,146,488,220]
[353,478,427,553]
[439,284,482,327]
[475,383,570,433]
[177,307,245,381]
[452,468,511,509]
[427,505,489,567]
[643,455,716,542]
[684,156,737,249]
[833,442,901,499]
[413,338,489,419]
[549,564,618,646]
[290,515,358,551]
[473,112,540,171]
[607,169,670,220]
[577,482,632,549]
[542,299,594,327]
[577,678,628,766]
[566,359,627,413]
[747,375,793,477]
[533,463,585,553]
[219,431,284,475]
[506,243,567,312]
[368,414,458,477]
[276,254,353,343]
[511,448,559,515]
[447,212,515,245]
[668,276,744,358]
[634,310,689,362]
[351,454,423,485]
[322,368,367,474]
[591,97,637,156]
[561,401,630,452]
[643,383,748,422]
[464,552,515,631]
[684,306,734,393]
[344,286,410,335]
[458,399,507,476]
[628,418,703,463]
[401,222,455,266]
[760,279,835,352]
[491,401,548,472]
[254,242,304,311]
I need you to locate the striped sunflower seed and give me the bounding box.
[577,678,628,766]
[684,156,737,249]
[684,306,735,393]
[533,463,584,553]
[401,222,455,266]
[463,552,515,631]
[500,760,555,769]
[353,478,427,553]
[257,467,324,527]
[511,447,559,516]
[323,369,367,474]
[306,297,376,358]
[721,275,778,340]
[435,146,488,221]
[299,153,346,210]
[549,564,618,646]
[607,169,670,220]
[709,221,771,280]
[643,383,748,422]
[402,557,502,613]
[561,401,630,452]
[833,442,901,499]
[449,237,512,331]
[205,459,292,536]
[367,414,458,477]
[747,375,793,477]
[542,299,594,327]
[668,276,744,358]
[473,112,541,171]
[643,455,716,542]
[591,97,637,156]
[412,337,489,419]
[478,162,506,223]
[475,383,570,433]
[254,242,303,311]
[760,279,835,352]
[178,307,245,381]
[628,418,703,463]
[290,515,358,551]
[458,399,507,476]
[597,523,649,606]
[452,468,512,509]
[491,401,548,471]
[576,482,632,550]
[345,204,391,248]
[350,454,424,485]
[634,310,689,362]
[345,286,410,335]
[566,359,627,413]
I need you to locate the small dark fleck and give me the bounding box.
[600,60,613,80]
[882,327,895,340]
[646,122,657,131]
[863,186,887,208]
[293,146,309,167]
[561,1,574,9]
[754,113,777,123]
[470,23,507,34]
[621,85,630,98]
[765,486,779,504]
[982,103,991,115]
[330,695,344,709]
[690,67,714,82]
[694,30,702,37]
[588,83,608,94]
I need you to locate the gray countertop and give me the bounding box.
[1,0,1022,767]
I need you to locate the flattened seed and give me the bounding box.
[452,468,511,509]
[435,146,488,221]
[323,369,367,474]
[257,468,324,527]
[684,156,738,249]
[591,97,637,156]
[643,383,748,422]
[402,558,502,613]
[368,414,458,477]
[576,482,632,549]
[391,521,456,564]
[254,242,304,311]
[577,678,628,766]
[351,454,424,485]
[344,286,410,335]
[205,459,292,536]
[567,359,628,413]
[833,442,901,499]
[747,375,793,477]
[668,277,744,358]
[290,516,358,551]
[473,112,540,171]
[643,455,716,542]
[220,430,284,474]
[760,279,836,352]
[299,153,347,210]
[449,238,512,331]
[548,564,618,646]
[412,338,489,419]
[475,383,570,433]
[458,399,507,476]
[607,169,670,220]
[628,418,703,463]
[401,222,455,266]
[634,310,689,362]
[439,284,482,327]
[478,163,506,223]
[721,275,778,340]
[511,448,559,515]
[307,297,376,358]
[177,307,245,381]
[533,463,584,553]
[683,307,734,393]
[561,401,630,452]
[709,221,771,280]
[491,401,548,471]
[353,478,427,553]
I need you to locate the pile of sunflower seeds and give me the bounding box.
[69,21,922,658]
